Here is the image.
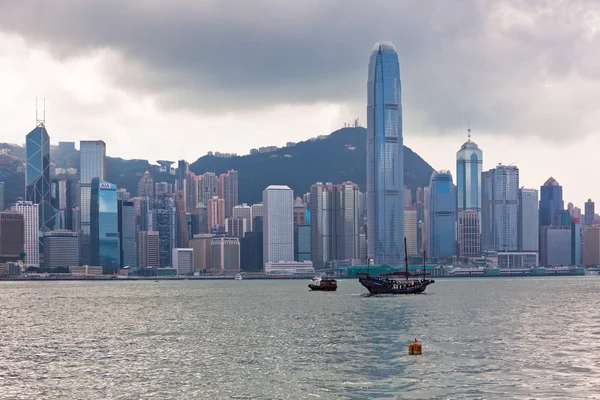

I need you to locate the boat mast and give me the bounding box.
[423,250,426,280]
[404,237,409,280]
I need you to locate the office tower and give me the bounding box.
[571,218,581,265]
[540,226,571,266]
[251,203,264,218]
[199,172,220,206]
[211,237,241,273]
[310,182,334,268]
[567,202,574,217]
[583,225,600,265]
[241,232,263,272]
[367,41,403,266]
[42,231,79,268]
[192,202,208,234]
[0,182,4,210]
[118,200,136,268]
[415,187,424,203]
[219,170,239,218]
[553,210,571,227]
[207,196,225,232]
[138,231,159,268]
[252,203,264,233]
[172,248,194,275]
[263,185,293,266]
[189,234,214,272]
[137,171,154,198]
[72,207,81,233]
[428,171,457,258]
[573,207,582,220]
[185,172,199,213]
[174,190,188,248]
[176,160,189,193]
[155,182,173,196]
[9,201,39,267]
[404,206,418,256]
[152,196,176,267]
[539,177,564,227]
[51,178,73,231]
[226,218,248,239]
[335,182,360,262]
[518,188,539,252]
[80,140,106,265]
[0,212,24,263]
[422,187,430,254]
[294,225,311,262]
[90,179,119,272]
[26,121,57,234]
[293,198,306,228]
[232,204,253,232]
[585,199,595,226]
[481,165,519,252]
[458,209,480,257]
[403,187,412,207]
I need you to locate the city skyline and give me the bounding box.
[1,2,599,206]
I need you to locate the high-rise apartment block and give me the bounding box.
[219,170,239,218]
[585,199,595,226]
[207,196,225,232]
[9,201,39,267]
[137,171,154,198]
[367,41,404,266]
[199,172,219,206]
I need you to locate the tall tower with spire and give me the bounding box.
[456,127,483,255]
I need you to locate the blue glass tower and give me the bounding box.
[428,171,457,258]
[26,122,57,235]
[539,177,564,227]
[367,41,403,266]
[91,179,120,272]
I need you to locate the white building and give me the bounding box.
[172,248,194,275]
[404,206,418,256]
[232,203,253,231]
[264,260,315,275]
[251,203,264,218]
[9,201,39,268]
[263,185,294,270]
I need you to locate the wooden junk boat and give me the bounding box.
[358,238,434,295]
[308,276,338,291]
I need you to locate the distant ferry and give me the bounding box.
[308,276,337,291]
[235,274,243,280]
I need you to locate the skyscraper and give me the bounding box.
[263,185,293,266]
[138,231,159,268]
[43,230,79,268]
[137,171,154,198]
[185,172,199,213]
[571,218,581,265]
[0,211,24,263]
[232,204,253,231]
[518,188,539,252]
[404,206,418,257]
[0,182,5,211]
[174,190,188,248]
[26,122,57,235]
[176,160,189,194]
[583,225,600,265]
[10,201,39,268]
[152,196,176,267]
[481,165,519,252]
[199,172,220,206]
[585,199,595,226]
[367,41,403,266]
[539,177,564,227]
[310,182,334,268]
[80,140,106,265]
[118,200,136,268]
[90,179,120,272]
[207,196,225,232]
[428,171,456,258]
[172,248,194,275]
[456,130,483,255]
[219,170,239,218]
[458,210,480,257]
[334,182,360,262]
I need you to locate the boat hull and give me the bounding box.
[359,277,434,294]
[308,284,337,291]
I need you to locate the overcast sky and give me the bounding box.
[0,0,599,207]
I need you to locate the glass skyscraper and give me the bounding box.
[428,171,457,258]
[80,141,106,265]
[518,188,539,252]
[367,41,403,266]
[26,123,57,235]
[118,200,136,268]
[481,165,520,252]
[539,177,563,227]
[90,178,120,272]
[456,132,482,256]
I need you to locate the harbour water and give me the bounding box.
[1,277,599,399]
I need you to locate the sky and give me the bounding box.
[0,0,599,207]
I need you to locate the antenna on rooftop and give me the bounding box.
[35,97,46,128]
[467,120,471,142]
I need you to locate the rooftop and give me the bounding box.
[544,177,560,187]
[371,41,396,53]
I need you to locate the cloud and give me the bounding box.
[1,0,600,141]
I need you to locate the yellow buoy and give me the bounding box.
[408,338,422,355]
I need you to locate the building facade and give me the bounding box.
[174,190,188,248]
[219,170,239,218]
[137,171,154,198]
[79,140,106,265]
[0,212,24,263]
[152,196,176,267]
[211,237,240,273]
[459,209,480,257]
[9,201,39,267]
[51,178,73,231]
[456,133,483,232]
[583,225,600,265]
[189,234,214,272]
[199,172,220,206]
[428,171,456,258]
[404,206,418,257]
[172,248,194,275]
[585,199,595,226]
[207,196,225,232]
[263,185,294,267]
[118,200,137,268]
[232,204,253,232]
[138,231,160,268]
[226,217,248,239]
[481,165,519,252]
[518,188,539,252]
[367,41,403,266]
[43,230,79,268]
[90,179,120,272]
[539,177,564,227]
[540,226,571,266]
